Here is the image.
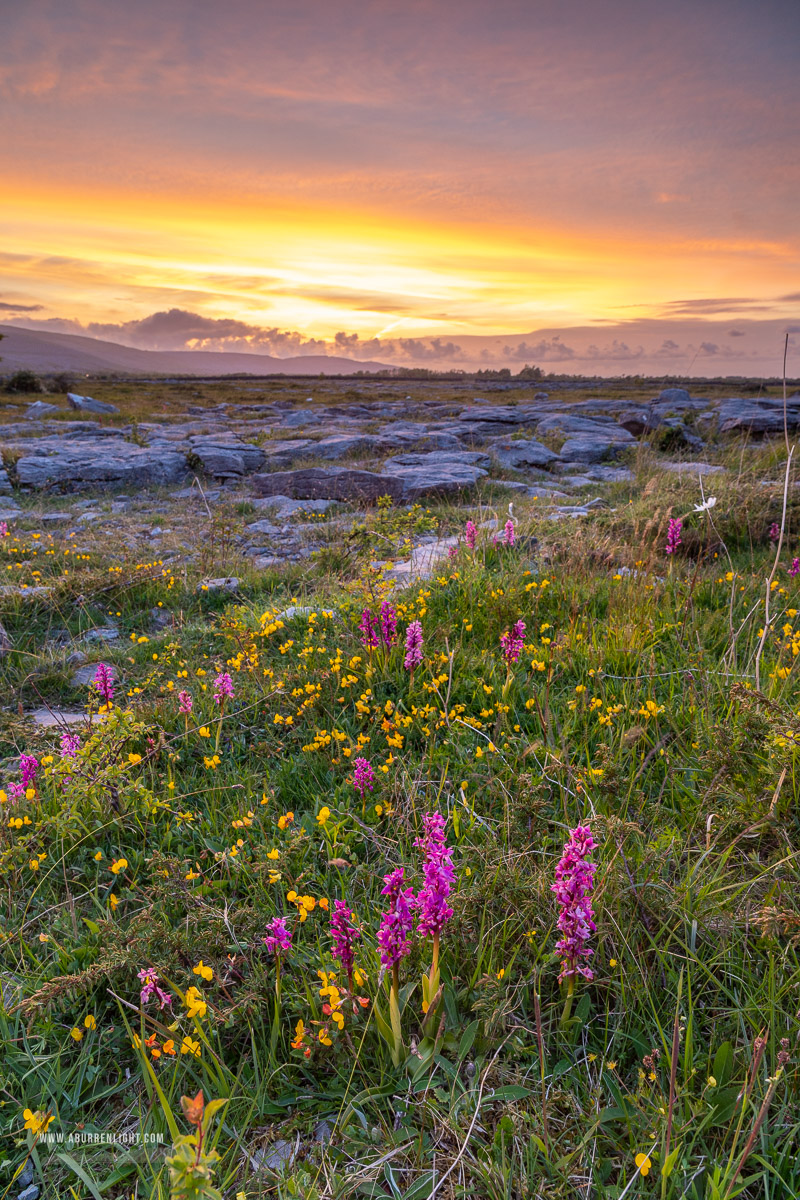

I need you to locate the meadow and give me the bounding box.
[0,383,799,1199]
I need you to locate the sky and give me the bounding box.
[1,0,799,374]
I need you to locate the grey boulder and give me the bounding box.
[24,401,63,419]
[617,407,661,437]
[309,434,381,460]
[383,450,491,470]
[15,440,188,490]
[536,413,630,438]
[189,436,266,477]
[261,439,314,465]
[490,437,558,470]
[67,392,120,415]
[279,410,322,429]
[253,467,404,503]
[717,399,800,435]
[458,405,529,425]
[656,387,692,405]
[558,436,633,464]
[381,453,487,499]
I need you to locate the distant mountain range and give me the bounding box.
[1,317,795,379]
[0,324,392,377]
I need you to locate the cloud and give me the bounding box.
[660,298,760,314]
[583,340,644,361]
[333,331,464,361]
[4,307,465,363]
[698,341,719,355]
[80,308,330,355]
[502,338,576,362]
[0,300,43,312]
[333,331,386,357]
[728,329,746,337]
[395,337,463,361]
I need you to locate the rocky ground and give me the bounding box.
[1,380,791,565]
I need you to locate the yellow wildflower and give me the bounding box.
[185,986,207,1019]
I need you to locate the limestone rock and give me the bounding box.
[261,439,314,465]
[383,449,491,470]
[535,413,631,438]
[253,467,404,503]
[71,664,98,686]
[384,536,461,581]
[24,400,63,419]
[16,440,188,490]
[279,410,322,428]
[656,387,692,405]
[249,497,334,521]
[458,405,529,425]
[67,392,120,415]
[0,585,52,599]
[189,435,265,476]
[83,626,120,643]
[30,708,85,728]
[717,399,800,436]
[310,434,381,459]
[199,576,240,592]
[490,437,558,470]
[659,461,725,476]
[382,460,487,499]
[617,407,660,436]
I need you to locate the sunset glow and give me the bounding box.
[2,0,799,372]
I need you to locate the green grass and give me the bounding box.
[0,446,799,1198]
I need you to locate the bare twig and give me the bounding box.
[783,331,790,458]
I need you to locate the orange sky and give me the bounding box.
[2,0,799,369]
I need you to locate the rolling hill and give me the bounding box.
[0,324,392,377]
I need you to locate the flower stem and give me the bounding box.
[559,977,575,1030]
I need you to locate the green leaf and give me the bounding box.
[54,1152,104,1200]
[484,1085,531,1102]
[713,1041,734,1088]
[575,992,592,1022]
[201,1096,228,1135]
[707,1086,742,1127]
[82,917,100,935]
[456,1019,479,1066]
[389,986,402,1046]
[661,1144,681,1177]
[383,1162,403,1198]
[598,1106,632,1123]
[373,1001,394,1047]
[404,1173,436,1199]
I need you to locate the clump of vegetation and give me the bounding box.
[4,368,44,394]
